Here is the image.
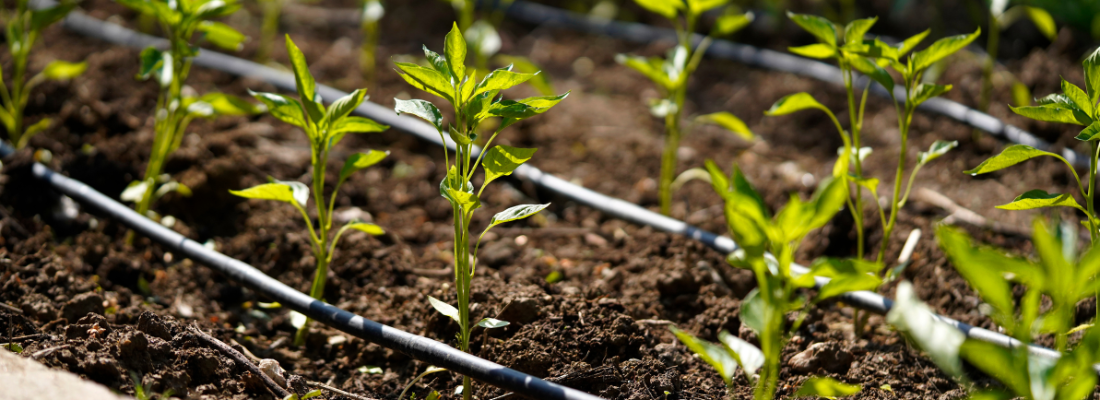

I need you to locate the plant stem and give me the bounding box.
[978,15,999,115]
[1090,142,1099,323]
[843,66,866,259]
[258,0,283,63]
[360,18,379,84]
[878,86,913,265]
[658,109,682,216]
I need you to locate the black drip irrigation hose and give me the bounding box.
[47,7,1094,376]
[498,0,1087,168]
[28,162,604,400]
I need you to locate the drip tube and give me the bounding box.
[46,7,1093,378]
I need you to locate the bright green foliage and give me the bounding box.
[970,50,1100,245]
[233,36,389,346]
[695,159,859,400]
[888,280,1100,400]
[116,0,258,239]
[0,0,86,149]
[617,0,753,216]
[938,221,1100,351]
[393,23,566,400]
[979,2,1057,116]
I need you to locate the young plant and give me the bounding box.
[617,0,754,216]
[978,2,1056,115]
[889,279,1100,400]
[392,23,567,400]
[677,158,854,400]
[1,0,87,149]
[232,35,389,345]
[937,221,1100,352]
[777,13,979,265]
[360,0,383,83]
[117,0,259,240]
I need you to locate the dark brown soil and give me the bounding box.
[1,0,1096,399]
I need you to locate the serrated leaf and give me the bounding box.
[669,326,737,385]
[250,90,306,128]
[787,12,837,47]
[996,189,1084,213]
[964,144,1059,175]
[428,296,460,324]
[488,204,550,229]
[482,145,536,187]
[43,60,87,80]
[789,43,836,59]
[911,28,981,72]
[696,112,753,140]
[794,376,861,399]
[917,140,957,165]
[765,92,828,116]
[339,150,388,183]
[716,330,764,377]
[444,22,466,80]
[198,21,245,51]
[394,98,443,130]
[476,318,510,329]
[230,181,308,207]
[346,222,384,235]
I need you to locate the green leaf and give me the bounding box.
[329,116,388,146]
[427,296,460,324]
[959,341,1030,396]
[476,318,510,329]
[284,35,322,122]
[917,140,957,166]
[911,28,981,73]
[193,0,241,19]
[910,83,952,107]
[793,376,861,399]
[394,62,455,102]
[886,281,965,378]
[444,22,466,80]
[713,11,753,36]
[138,47,172,88]
[849,56,894,92]
[22,118,51,139]
[1075,121,1100,141]
[1085,47,1100,107]
[739,289,766,334]
[935,226,1026,331]
[2,342,24,353]
[964,144,1060,175]
[482,145,536,187]
[1023,6,1057,40]
[1062,78,1094,117]
[686,0,726,14]
[494,55,554,96]
[339,150,388,183]
[616,54,672,89]
[198,21,245,51]
[716,330,764,377]
[898,29,931,56]
[787,12,838,47]
[843,17,877,45]
[669,326,737,386]
[816,273,882,301]
[43,60,87,80]
[346,222,384,235]
[475,68,536,97]
[488,204,550,229]
[765,92,829,116]
[996,189,1084,213]
[807,176,849,231]
[422,46,455,82]
[695,112,753,140]
[789,43,836,59]
[31,3,76,30]
[632,0,680,19]
[250,90,306,128]
[394,98,443,131]
[439,169,479,210]
[230,181,308,207]
[199,92,261,116]
[324,89,368,126]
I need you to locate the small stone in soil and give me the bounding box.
[787,341,855,374]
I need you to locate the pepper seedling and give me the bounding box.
[617,0,754,216]
[232,35,389,346]
[392,22,567,400]
[1,0,87,150]
[678,158,855,400]
[116,0,260,242]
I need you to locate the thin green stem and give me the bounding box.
[843,64,866,259]
[257,0,283,63]
[879,84,914,265]
[658,109,682,216]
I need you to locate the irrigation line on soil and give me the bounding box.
[50,9,1094,374]
[496,0,1088,168]
[27,162,605,400]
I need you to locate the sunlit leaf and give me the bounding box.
[696,112,753,140]
[428,296,460,324]
[793,376,861,399]
[488,204,550,229]
[964,144,1060,175]
[996,189,1084,213]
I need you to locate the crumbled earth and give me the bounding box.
[1,0,1098,399]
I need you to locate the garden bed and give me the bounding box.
[0,0,1092,399]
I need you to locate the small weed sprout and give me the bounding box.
[1,0,87,149]
[116,0,260,241]
[617,0,754,216]
[392,22,567,400]
[672,158,859,400]
[232,35,389,346]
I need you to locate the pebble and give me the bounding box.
[788,342,855,373]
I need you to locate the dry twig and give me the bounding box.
[187,325,291,399]
[913,188,1031,237]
